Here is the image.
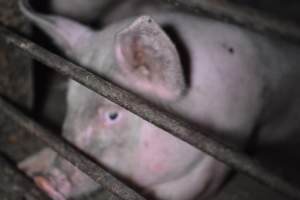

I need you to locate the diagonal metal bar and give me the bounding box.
[160,0,300,44]
[0,97,145,200]
[0,25,299,200]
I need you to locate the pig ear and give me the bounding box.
[19,0,91,56]
[115,16,186,101]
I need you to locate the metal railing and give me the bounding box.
[0,0,300,199]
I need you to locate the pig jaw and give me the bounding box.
[147,157,229,200]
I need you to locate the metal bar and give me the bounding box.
[161,0,300,44]
[0,25,299,200]
[0,97,145,200]
[0,152,51,200]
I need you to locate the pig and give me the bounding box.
[49,0,109,22]
[49,0,174,24]
[18,0,300,199]
[232,0,300,23]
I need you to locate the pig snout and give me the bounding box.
[20,162,72,200]
[19,156,100,200]
[33,169,71,200]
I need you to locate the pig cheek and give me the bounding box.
[76,123,116,156]
[74,125,94,149]
[134,123,201,185]
[133,126,173,185]
[141,137,169,174]
[74,118,106,149]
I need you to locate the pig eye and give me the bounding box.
[105,111,121,124]
[109,112,119,120]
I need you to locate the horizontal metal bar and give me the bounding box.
[0,152,51,200]
[161,0,300,44]
[0,97,145,200]
[0,25,299,200]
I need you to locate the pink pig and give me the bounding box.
[18,0,300,199]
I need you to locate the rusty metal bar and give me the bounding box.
[0,97,145,200]
[161,0,300,44]
[0,152,51,200]
[0,25,300,200]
